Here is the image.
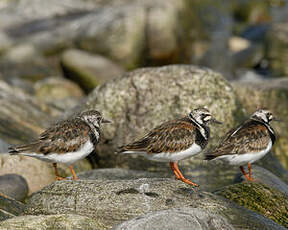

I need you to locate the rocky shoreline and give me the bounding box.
[0,0,288,229]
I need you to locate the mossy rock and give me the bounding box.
[216,182,288,228]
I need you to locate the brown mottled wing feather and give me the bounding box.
[119,117,196,154]
[9,118,90,155]
[206,120,270,159]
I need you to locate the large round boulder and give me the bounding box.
[83,65,245,170]
[24,179,285,230]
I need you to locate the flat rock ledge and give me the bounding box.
[0,214,101,230]
[24,178,284,229]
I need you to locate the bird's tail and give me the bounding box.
[8,146,20,155]
[204,153,217,160]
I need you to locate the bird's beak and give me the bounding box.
[211,118,222,125]
[102,119,112,124]
[273,117,282,122]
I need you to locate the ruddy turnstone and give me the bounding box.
[118,108,221,186]
[205,109,279,181]
[9,110,111,180]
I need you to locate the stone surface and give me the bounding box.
[0,155,55,194]
[0,214,102,230]
[77,168,161,181]
[0,44,58,81]
[216,181,288,228]
[256,152,288,184]
[24,179,284,230]
[0,154,92,194]
[0,80,56,145]
[34,77,84,111]
[0,174,28,201]
[0,193,25,221]
[83,65,244,170]
[113,208,234,230]
[232,79,288,169]
[0,0,190,68]
[60,49,124,92]
[235,165,288,196]
[266,21,288,76]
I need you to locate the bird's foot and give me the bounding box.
[176,177,199,187]
[55,176,67,181]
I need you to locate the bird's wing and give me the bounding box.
[206,120,270,159]
[9,119,91,155]
[119,118,196,154]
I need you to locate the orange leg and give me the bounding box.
[53,163,66,181]
[240,165,254,181]
[69,165,79,180]
[248,163,255,181]
[169,162,199,187]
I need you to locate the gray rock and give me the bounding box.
[60,49,124,92]
[257,152,288,184]
[0,139,9,153]
[0,0,188,68]
[24,179,284,230]
[231,43,264,70]
[77,168,162,180]
[0,80,57,144]
[0,154,93,195]
[0,174,28,201]
[83,65,245,170]
[0,44,58,81]
[234,165,288,196]
[34,77,85,111]
[0,154,57,194]
[0,193,25,221]
[265,21,288,76]
[113,208,234,230]
[189,0,233,78]
[0,214,102,230]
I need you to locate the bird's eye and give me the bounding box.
[203,115,211,121]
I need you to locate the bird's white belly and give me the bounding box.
[19,140,94,165]
[122,143,202,162]
[217,141,272,166]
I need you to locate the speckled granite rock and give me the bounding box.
[0,214,102,230]
[113,208,234,230]
[34,77,84,111]
[24,179,285,230]
[83,65,244,170]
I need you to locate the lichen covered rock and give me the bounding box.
[84,65,244,170]
[24,179,285,230]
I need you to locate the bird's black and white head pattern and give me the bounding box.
[78,110,103,128]
[251,109,274,124]
[188,108,221,140]
[189,108,213,125]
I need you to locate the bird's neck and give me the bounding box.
[189,117,209,140]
